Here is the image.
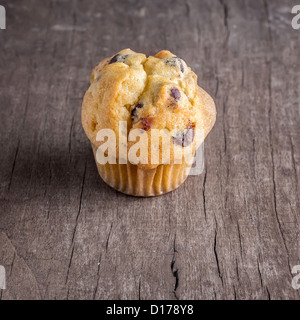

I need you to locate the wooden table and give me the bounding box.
[0,0,299,300]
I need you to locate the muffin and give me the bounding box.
[82,49,216,197]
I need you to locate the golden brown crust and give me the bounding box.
[82,49,216,169]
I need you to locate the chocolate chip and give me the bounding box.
[131,103,143,121]
[172,122,195,147]
[109,54,128,64]
[177,58,184,73]
[170,88,181,101]
[140,115,153,131]
[109,54,119,64]
[166,57,184,73]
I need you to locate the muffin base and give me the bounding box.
[91,144,192,197]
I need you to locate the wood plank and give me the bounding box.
[0,0,299,300]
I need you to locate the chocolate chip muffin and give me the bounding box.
[82,49,216,196]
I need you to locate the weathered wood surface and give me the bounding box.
[0,0,299,300]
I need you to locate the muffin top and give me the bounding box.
[82,49,216,169]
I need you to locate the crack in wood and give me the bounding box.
[8,139,20,191]
[214,74,219,98]
[105,223,113,252]
[93,253,102,300]
[68,114,75,156]
[257,255,271,300]
[65,160,87,285]
[213,229,223,286]
[202,169,207,222]
[219,0,230,46]
[170,234,179,300]
[236,223,243,258]
[10,252,16,277]
[138,278,141,300]
[235,258,240,283]
[219,0,228,28]
[184,0,190,17]
[65,245,75,285]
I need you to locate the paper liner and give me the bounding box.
[91,144,192,197]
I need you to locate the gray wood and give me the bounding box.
[0,0,299,300]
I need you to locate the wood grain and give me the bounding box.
[0,0,299,300]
